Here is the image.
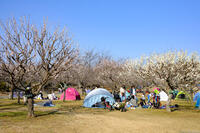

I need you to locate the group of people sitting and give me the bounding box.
[91,97,113,111]
[92,87,165,112]
[34,91,58,100]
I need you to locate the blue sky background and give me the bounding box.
[1,0,200,59]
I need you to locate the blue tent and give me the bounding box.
[83,88,115,108]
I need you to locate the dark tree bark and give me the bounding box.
[27,98,34,117]
[63,88,66,102]
[190,88,194,102]
[17,91,20,104]
[10,89,14,100]
[165,78,174,112]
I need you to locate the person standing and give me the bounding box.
[130,86,136,96]
[141,93,146,105]
[147,91,151,105]
[194,85,200,109]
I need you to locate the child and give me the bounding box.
[141,93,146,105]
[139,98,145,107]
[105,101,112,111]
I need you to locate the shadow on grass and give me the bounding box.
[35,110,60,117]
[0,110,65,118]
[57,104,106,114]
[0,105,25,111]
[171,108,179,112]
[0,111,27,117]
[0,102,25,107]
[0,100,107,119]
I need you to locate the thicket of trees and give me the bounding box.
[0,17,200,115]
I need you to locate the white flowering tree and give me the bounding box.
[0,18,36,103]
[94,58,124,91]
[0,17,78,117]
[126,51,200,111]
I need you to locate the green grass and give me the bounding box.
[0,99,105,120]
[0,98,199,119]
[0,98,200,133]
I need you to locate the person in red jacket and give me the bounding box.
[105,101,112,111]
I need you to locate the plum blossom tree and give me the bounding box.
[125,51,200,111]
[0,17,78,117]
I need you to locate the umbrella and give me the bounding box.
[153,88,160,94]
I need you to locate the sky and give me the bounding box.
[1,0,200,59]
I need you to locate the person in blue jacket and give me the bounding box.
[194,86,200,109]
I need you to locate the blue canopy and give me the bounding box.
[83,88,115,108]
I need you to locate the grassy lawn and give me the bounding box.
[0,99,200,133]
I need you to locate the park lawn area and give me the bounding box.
[0,99,200,133]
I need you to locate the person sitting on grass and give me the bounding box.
[140,97,152,108]
[113,91,120,101]
[92,97,106,108]
[101,97,106,108]
[119,101,127,112]
[126,95,138,109]
[139,98,145,107]
[113,98,127,112]
[113,99,121,110]
[131,95,138,107]
[105,101,113,111]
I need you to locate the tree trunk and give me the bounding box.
[17,91,20,104]
[166,94,172,112]
[23,96,27,105]
[190,88,194,102]
[165,78,174,112]
[27,98,34,117]
[10,88,14,100]
[81,88,85,96]
[78,83,82,95]
[81,88,84,96]
[63,88,66,102]
[111,88,114,95]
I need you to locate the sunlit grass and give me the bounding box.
[0,98,200,133]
